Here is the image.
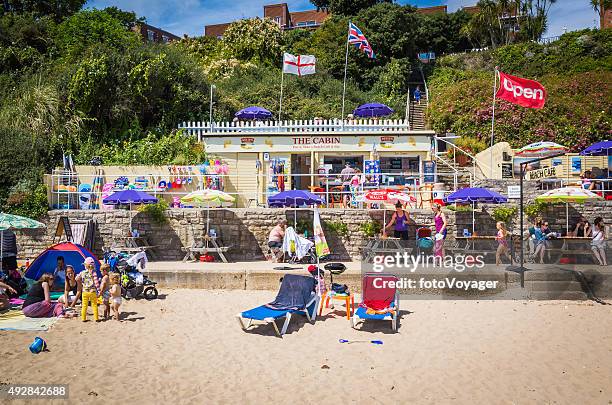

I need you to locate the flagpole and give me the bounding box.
[340,21,350,124]
[490,66,499,178]
[279,66,285,122]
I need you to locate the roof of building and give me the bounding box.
[205,22,231,37]
[290,9,329,24]
[416,5,448,15]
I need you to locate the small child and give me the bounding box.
[109,273,122,321]
[99,264,111,320]
[495,221,511,265]
[76,257,100,322]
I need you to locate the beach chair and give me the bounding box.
[237,274,320,337]
[351,273,400,332]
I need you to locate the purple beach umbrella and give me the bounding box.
[444,187,508,204]
[580,140,612,156]
[268,190,325,207]
[444,187,508,234]
[235,106,273,120]
[353,103,394,118]
[102,189,158,205]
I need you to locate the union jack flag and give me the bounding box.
[348,22,375,59]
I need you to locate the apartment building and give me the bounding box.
[132,22,180,44]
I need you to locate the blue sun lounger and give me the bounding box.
[351,273,400,332]
[237,274,320,336]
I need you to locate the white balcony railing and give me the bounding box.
[179,119,419,140]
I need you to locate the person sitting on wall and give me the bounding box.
[268,220,287,263]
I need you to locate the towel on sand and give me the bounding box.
[265,274,315,311]
[0,310,58,331]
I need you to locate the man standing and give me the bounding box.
[340,163,356,208]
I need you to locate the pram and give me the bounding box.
[104,251,159,300]
[283,227,317,264]
[416,227,434,255]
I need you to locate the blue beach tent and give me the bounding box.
[25,242,101,281]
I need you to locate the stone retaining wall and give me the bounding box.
[15,198,612,262]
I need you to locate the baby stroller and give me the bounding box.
[416,227,434,255]
[104,251,158,300]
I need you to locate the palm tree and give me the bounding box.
[591,0,612,28]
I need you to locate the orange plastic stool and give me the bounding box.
[318,292,354,319]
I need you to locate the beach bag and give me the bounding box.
[331,283,348,295]
[418,237,434,250]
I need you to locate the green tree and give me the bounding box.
[309,0,390,15]
[1,0,85,21]
[55,9,140,59]
[222,18,283,66]
[102,6,145,29]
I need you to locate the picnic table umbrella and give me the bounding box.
[235,106,272,121]
[0,213,46,270]
[181,189,235,234]
[355,189,416,227]
[353,103,394,118]
[444,187,508,234]
[515,141,567,157]
[102,189,158,231]
[535,187,602,233]
[268,190,325,227]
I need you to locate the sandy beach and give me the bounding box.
[1,289,611,404]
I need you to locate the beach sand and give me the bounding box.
[1,289,611,404]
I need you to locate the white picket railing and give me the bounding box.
[178,118,415,140]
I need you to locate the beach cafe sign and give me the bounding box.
[526,165,564,181]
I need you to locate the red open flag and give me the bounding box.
[496,71,547,109]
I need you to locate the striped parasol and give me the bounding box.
[180,189,235,207]
[535,187,602,232]
[515,142,567,158]
[535,187,602,203]
[1,213,46,270]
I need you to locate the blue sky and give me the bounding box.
[85,0,600,38]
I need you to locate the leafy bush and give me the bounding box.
[446,204,473,212]
[524,201,548,220]
[325,221,349,237]
[360,220,382,237]
[492,206,517,224]
[3,182,48,220]
[75,131,206,165]
[138,200,168,224]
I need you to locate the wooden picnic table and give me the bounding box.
[182,235,231,263]
[549,236,594,264]
[109,236,158,260]
[452,235,498,250]
[361,236,413,263]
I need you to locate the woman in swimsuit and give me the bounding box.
[384,202,412,240]
[432,203,447,257]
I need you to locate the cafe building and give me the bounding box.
[179,119,437,207]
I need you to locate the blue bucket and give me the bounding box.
[29,337,47,354]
